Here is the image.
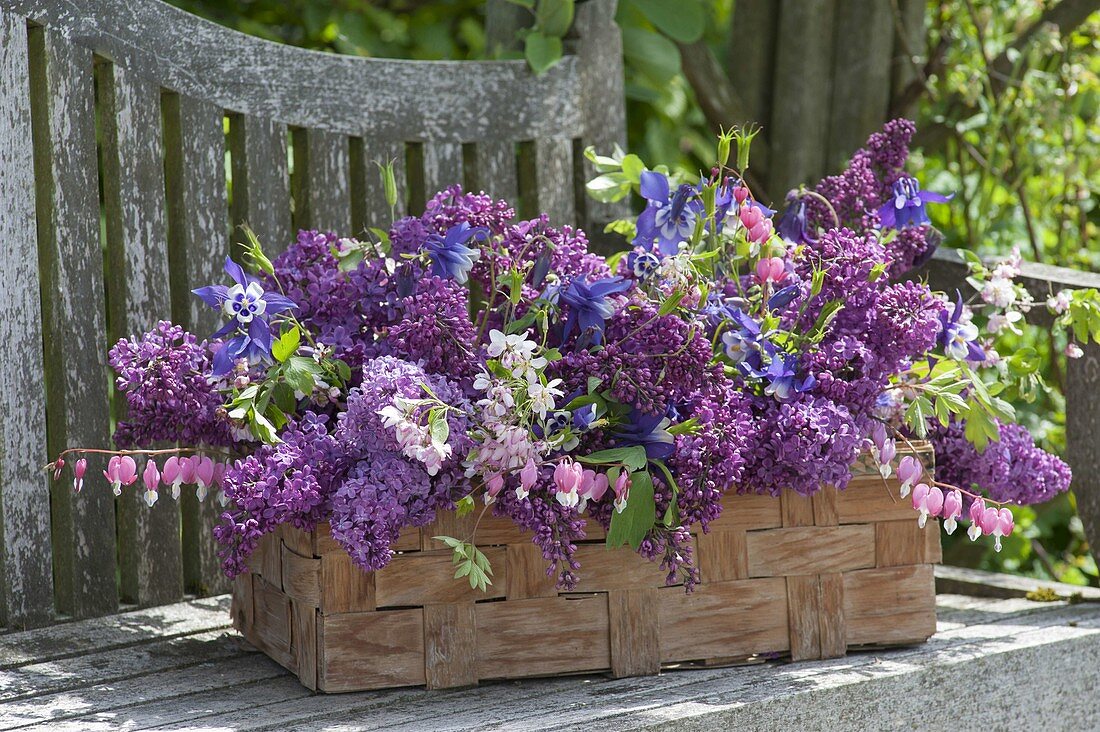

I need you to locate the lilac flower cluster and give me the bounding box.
[215,413,341,576]
[740,395,863,496]
[929,420,1072,506]
[109,321,232,449]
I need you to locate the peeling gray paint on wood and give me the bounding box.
[292,128,351,234]
[535,137,576,226]
[97,60,185,609]
[0,11,54,629]
[28,24,119,619]
[162,93,232,597]
[473,139,518,202]
[2,0,584,141]
[423,141,464,201]
[229,115,293,255]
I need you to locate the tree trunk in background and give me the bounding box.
[715,0,925,204]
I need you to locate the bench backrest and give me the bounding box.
[0,0,625,627]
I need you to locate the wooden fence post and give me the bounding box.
[1066,342,1100,556]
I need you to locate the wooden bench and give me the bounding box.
[0,0,624,628]
[0,569,1096,729]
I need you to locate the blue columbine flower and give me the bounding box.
[193,256,298,375]
[423,222,488,284]
[776,196,817,245]
[633,171,704,256]
[878,176,953,229]
[767,284,801,311]
[742,346,816,401]
[614,408,675,461]
[560,275,632,346]
[938,291,985,362]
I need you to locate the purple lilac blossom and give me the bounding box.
[929,420,1071,506]
[109,321,233,449]
[215,413,342,577]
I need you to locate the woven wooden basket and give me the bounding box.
[231,444,939,692]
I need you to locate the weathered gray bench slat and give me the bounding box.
[0,0,624,627]
[98,60,186,607]
[29,25,119,619]
[0,12,52,627]
[228,115,294,258]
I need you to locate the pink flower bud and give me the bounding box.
[519,458,538,491]
[1065,343,1084,359]
[870,423,888,455]
[162,456,183,500]
[73,458,87,494]
[877,439,897,478]
[613,471,631,513]
[486,473,505,498]
[52,457,65,481]
[967,497,987,541]
[142,460,160,508]
[896,456,922,498]
[942,489,963,534]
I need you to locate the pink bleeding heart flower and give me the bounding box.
[870,422,888,454]
[754,257,787,284]
[896,455,922,498]
[991,507,1014,552]
[584,471,609,503]
[732,185,749,204]
[485,473,505,502]
[979,506,1002,548]
[142,460,160,508]
[911,483,943,528]
[52,457,65,481]
[967,497,987,541]
[942,489,963,535]
[877,439,897,478]
[748,218,773,244]
[162,456,184,500]
[193,456,215,502]
[103,455,138,496]
[73,458,87,494]
[178,455,196,485]
[553,460,584,509]
[739,204,763,230]
[517,458,538,500]
[613,471,631,513]
[213,462,230,506]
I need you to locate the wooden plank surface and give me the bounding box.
[96,60,185,609]
[844,564,937,646]
[319,608,426,691]
[784,575,821,661]
[280,543,321,607]
[746,525,875,577]
[229,114,292,255]
[0,588,1094,730]
[696,530,748,583]
[163,93,232,597]
[374,549,506,607]
[657,578,789,661]
[472,139,518,201]
[534,137,576,225]
[422,141,464,199]
[28,25,118,619]
[704,493,782,532]
[423,603,478,689]
[357,138,407,227]
[608,589,660,677]
[0,10,53,629]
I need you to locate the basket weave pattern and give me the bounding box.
[231,445,939,692]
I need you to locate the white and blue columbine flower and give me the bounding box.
[938,292,985,362]
[192,256,298,375]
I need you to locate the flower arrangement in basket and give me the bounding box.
[50,120,1075,605]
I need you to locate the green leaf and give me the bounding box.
[658,288,686,316]
[585,172,632,203]
[668,418,699,435]
[272,325,301,363]
[334,359,352,383]
[621,26,680,83]
[429,407,450,445]
[284,356,320,394]
[606,470,655,550]
[455,496,475,518]
[535,0,574,37]
[524,31,563,75]
[577,446,648,471]
[620,154,645,182]
[631,0,704,43]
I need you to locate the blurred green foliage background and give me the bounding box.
[168,0,1099,586]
